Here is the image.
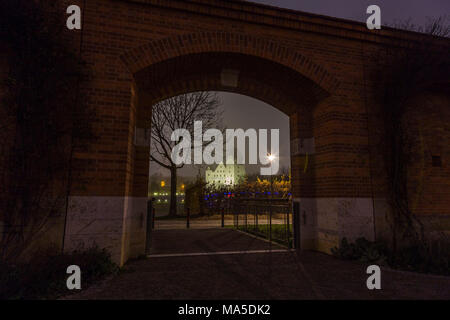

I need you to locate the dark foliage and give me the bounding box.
[0,0,94,260]
[331,237,388,264]
[391,242,450,276]
[0,247,118,300]
[372,17,450,250]
[332,237,450,276]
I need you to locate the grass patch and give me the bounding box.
[229,224,293,247]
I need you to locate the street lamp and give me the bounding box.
[267,153,277,195]
[267,153,276,242]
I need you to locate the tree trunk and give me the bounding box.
[169,166,177,217]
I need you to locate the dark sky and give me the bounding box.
[150,92,291,178]
[150,1,448,178]
[249,0,449,28]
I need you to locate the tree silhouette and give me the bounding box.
[150,92,222,217]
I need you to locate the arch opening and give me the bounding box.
[147,91,293,253]
[134,52,329,115]
[126,49,330,260]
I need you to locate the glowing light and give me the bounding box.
[161,180,165,187]
[267,154,276,162]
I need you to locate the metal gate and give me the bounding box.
[146,198,300,251]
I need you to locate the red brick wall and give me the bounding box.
[68,0,449,237]
[2,0,449,262]
[404,92,450,234]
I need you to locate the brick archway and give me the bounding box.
[60,0,410,266]
[120,32,340,95]
[1,0,448,270]
[119,34,340,264]
[65,32,376,266]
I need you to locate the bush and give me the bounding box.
[331,237,387,264]
[392,243,450,276]
[332,237,450,276]
[0,247,118,300]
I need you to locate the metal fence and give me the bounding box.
[227,198,293,248]
[149,197,296,248]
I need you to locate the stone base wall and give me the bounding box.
[65,196,148,265]
[299,198,375,253]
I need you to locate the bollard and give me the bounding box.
[269,201,273,242]
[286,208,291,248]
[186,207,190,229]
[293,201,301,250]
[145,198,155,255]
[152,207,155,230]
[221,207,225,228]
[244,209,248,230]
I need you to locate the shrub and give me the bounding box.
[391,242,450,276]
[331,237,387,264]
[0,247,118,300]
[332,237,450,276]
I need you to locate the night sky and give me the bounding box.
[150,92,291,178]
[249,0,449,27]
[150,0,448,179]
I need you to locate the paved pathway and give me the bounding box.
[149,228,283,254]
[66,229,450,300]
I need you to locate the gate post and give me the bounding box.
[286,205,291,248]
[293,201,301,250]
[145,198,155,255]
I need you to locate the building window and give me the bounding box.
[432,155,442,167]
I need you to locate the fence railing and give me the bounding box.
[228,198,293,248]
[150,197,295,248]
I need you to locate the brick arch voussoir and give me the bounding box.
[120,32,340,95]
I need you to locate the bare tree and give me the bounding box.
[150,92,222,217]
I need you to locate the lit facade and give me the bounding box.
[205,163,246,187]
